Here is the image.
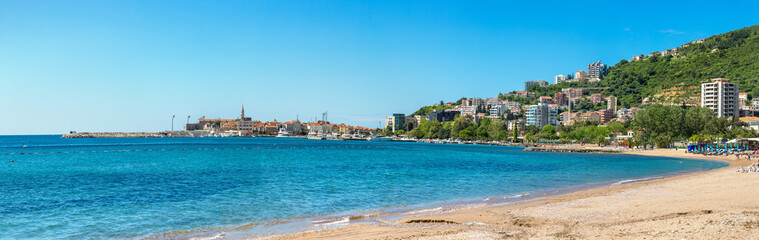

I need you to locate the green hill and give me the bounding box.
[529,25,759,108]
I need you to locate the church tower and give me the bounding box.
[241,105,245,120]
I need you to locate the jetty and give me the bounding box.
[61,131,208,138]
[524,146,629,154]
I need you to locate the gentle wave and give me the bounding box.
[484,193,529,201]
[611,176,662,185]
[311,216,350,226]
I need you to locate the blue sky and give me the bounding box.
[1,0,758,134]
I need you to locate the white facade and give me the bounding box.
[607,95,618,113]
[505,101,521,108]
[489,104,506,117]
[554,74,566,84]
[701,78,739,118]
[507,120,525,131]
[742,118,759,131]
[574,70,588,80]
[587,61,606,79]
[525,103,558,129]
[460,106,477,116]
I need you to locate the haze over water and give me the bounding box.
[0,136,726,239]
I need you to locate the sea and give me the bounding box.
[0,135,726,239]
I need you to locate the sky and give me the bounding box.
[1,0,758,135]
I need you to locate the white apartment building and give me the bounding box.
[526,103,558,129]
[587,61,606,79]
[574,70,588,80]
[607,95,618,113]
[504,101,521,108]
[554,74,566,84]
[489,104,506,117]
[701,78,739,118]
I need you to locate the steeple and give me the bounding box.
[241,105,245,119]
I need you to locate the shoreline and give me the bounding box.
[241,149,759,240]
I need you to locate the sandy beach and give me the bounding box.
[255,149,759,240]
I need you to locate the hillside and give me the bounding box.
[530,25,759,108]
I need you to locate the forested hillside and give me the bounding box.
[529,25,759,108]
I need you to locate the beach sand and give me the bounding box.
[253,149,759,240]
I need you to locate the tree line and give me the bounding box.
[388,104,756,147]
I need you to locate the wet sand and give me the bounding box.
[252,149,759,240]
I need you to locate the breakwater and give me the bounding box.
[61,131,207,138]
[524,146,629,154]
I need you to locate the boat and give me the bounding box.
[307,131,326,140]
[367,135,393,142]
[341,133,364,140]
[397,136,417,142]
[325,133,342,141]
[276,128,291,138]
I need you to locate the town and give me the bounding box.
[178,106,377,139]
[381,40,759,147]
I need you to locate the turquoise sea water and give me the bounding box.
[0,135,726,239]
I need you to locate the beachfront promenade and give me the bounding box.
[263,149,759,240]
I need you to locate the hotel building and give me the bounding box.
[524,80,549,91]
[587,61,606,79]
[701,78,739,118]
[554,74,567,84]
[526,103,558,129]
[385,113,406,132]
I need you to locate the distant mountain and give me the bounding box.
[530,24,759,108]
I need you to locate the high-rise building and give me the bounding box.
[607,95,618,113]
[587,61,607,79]
[701,78,739,118]
[385,113,406,132]
[554,74,566,84]
[524,80,549,91]
[553,92,568,106]
[574,70,588,80]
[526,103,558,129]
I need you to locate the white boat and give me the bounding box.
[340,133,363,140]
[307,131,325,140]
[276,128,291,138]
[367,135,393,141]
[325,133,342,140]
